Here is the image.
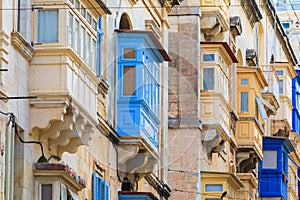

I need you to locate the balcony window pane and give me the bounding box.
[68,12,74,47]
[41,184,52,200]
[240,92,248,112]
[123,66,136,96]
[276,70,283,76]
[279,80,283,94]
[87,12,92,24]
[203,68,214,90]
[262,150,277,169]
[38,10,58,42]
[203,54,215,62]
[75,0,79,10]
[241,79,248,85]
[124,48,136,59]
[74,19,79,52]
[81,5,86,17]
[205,184,223,192]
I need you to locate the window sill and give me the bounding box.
[11,32,34,62]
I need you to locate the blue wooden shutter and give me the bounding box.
[93,172,101,200]
[96,16,104,78]
[104,181,109,200]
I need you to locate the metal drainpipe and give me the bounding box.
[4,120,11,200]
[9,121,15,200]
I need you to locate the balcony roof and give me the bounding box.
[119,191,158,200]
[115,29,171,62]
[95,0,111,14]
[201,41,238,63]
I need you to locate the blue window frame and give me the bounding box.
[38,10,58,42]
[93,172,109,200]
[240,92,248,112]
[203,68,214,90]
[205,184,223,192]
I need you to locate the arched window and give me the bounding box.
[119,13,132,29]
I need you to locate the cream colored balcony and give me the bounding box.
[200,42,238,153]
[200,0,230,40]
[29,0,110,157]
[272,62,297,136]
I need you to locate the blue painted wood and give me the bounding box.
[258,137,294,200]
[116,32,164,150]
[292,70,300,136]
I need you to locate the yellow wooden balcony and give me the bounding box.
[201,171,244,200]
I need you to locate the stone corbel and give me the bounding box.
[236,151,259,173]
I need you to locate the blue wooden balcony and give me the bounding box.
[258,137,294,200]
[116,30,170,150]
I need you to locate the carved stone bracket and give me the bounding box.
[118,139,158,189]
[236,150,259,173]
[30,98,96,157]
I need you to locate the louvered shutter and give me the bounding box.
[93,172,101,200]
[96,16,104,78]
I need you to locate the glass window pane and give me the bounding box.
[276,70,283,76]
[205,184,223,192]
[203,68,214,90]
[81,5,86,17]
[74,19,79,52]
[279,80,283,94]
[203,54,215,62]
[124,48,136,59]
[87,12,92,24]
[41,184,52,200]
[241,79,248,85]
[68,12,74,47]
[123,66,135,96]
[240,92,248,112]
[75,0,80,10]
[262,150,277,169]
[38,10,58,42]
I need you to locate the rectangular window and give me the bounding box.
[240,92,248,112]
[41,184,52,200]
[80,26,84,58]
[203,54,215,62]
[92,39,96,71]
[87,12,92,24]
[38,10,58,42]
[262,150,277,169]
[68,12,74,47]
[17,0,28,39]
[241,79,248,85]
[74,19,79,52]
[124,48,136,59]
[279,80,283,94]
[75,0,80,10]
[203,68,214,90]
[276,70,284,76]
[81,5,86,17]
[92,19,98,31]
[205,184,223,192]
[282,22,290,29]
[123,66,136,96]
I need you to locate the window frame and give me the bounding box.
[37,9,59,43]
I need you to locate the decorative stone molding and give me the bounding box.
[30,98,96,157]
[11,31,34,61]
[0,31,9,64]
[241,0,262,27]
[145,173,171,199]
[118,138,159,187]
[145,20,162,40]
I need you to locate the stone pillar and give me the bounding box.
[168,5,202,200]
